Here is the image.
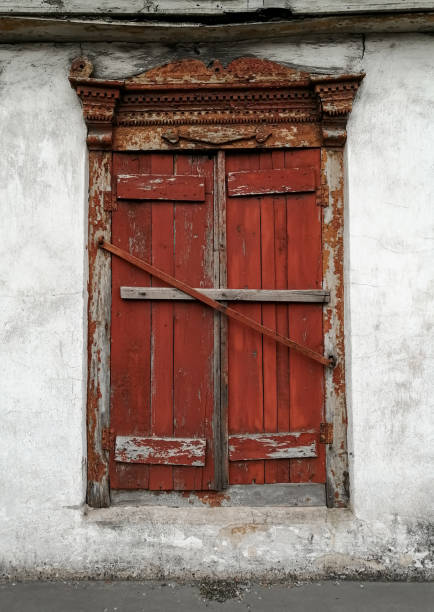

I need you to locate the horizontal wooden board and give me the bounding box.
[228,432,317,461]
[117,174,205,201]
[120,287,330,303]
[113,124,322,151]
[110,483,326,507]
[227,167,316,197]
[1,1,430,15]
[115,436,206,466]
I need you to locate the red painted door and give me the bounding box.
[225,149,325,486]
[110,152,218,491]
[109,149,325,492]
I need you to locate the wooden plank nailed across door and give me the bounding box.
[115,436,207,466]
[117,174,205,201]
[227,167,316,197]
[228,432,318,462]
[120,287,330,302]
[101,240,332,367]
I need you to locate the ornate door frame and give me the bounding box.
[69,56,363,508]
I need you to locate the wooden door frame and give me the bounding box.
[69,56,363,509]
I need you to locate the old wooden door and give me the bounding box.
[109,148,325,493]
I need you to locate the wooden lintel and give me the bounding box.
[3,14,434,45]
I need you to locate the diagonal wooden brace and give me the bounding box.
[98,239,334,368]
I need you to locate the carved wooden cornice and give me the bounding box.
[69,57,363,150]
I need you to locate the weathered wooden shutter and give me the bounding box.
[108,149,325,493]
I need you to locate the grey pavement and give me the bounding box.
[0,580,433,611]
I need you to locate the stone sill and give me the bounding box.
[84,504,354,529]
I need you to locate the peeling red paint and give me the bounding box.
[194,491,230,507]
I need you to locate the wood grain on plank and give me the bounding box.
[2,1,428,15]
[227,151,264,485]
[284,148,325,484]
[172,154,215,490]
[227,167,316,197]
[110,152,151,490]
[115,436,206,466]
[229,432,317,462]
[148,152,175,491]
[259,150,279,483]
[117,174,205,201]
[270,149,291,483]
[120,287,329,302]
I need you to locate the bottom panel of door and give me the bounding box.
[110,483,326,507]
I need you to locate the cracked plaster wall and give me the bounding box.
[0,34,433,580]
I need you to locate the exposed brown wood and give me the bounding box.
[229,432,318,462]
[115,436,207,466]
[227,167,316,197]
[99,239,333,367]
[117,173,205,202]
[320,422,334,445]
[120,287,330,303]
[322,148,349,508]
[86,151,112,509]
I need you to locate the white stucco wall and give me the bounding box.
[0,35,433,580]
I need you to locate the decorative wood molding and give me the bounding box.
[313,75,362,146]
[70,57,363,150]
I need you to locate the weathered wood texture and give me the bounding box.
[3,13,434,46]
[227,167,316,197]
[0,1,432,15]
[216,150,229,490]
[322,148,349,508]
[120,287,330,302]
[228,432,317,461]
[225,149,326,486]
[110,152,216,491]
[108,149,327,492]
[86,151,112,509]
[76,58,358,506]
[115,436,207,466]
[114,125,322,152]
[102,240,331,366]
[117,174,205,202]
[111,483,326,507]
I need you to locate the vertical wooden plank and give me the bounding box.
[110,153,151,490]
[213,150,226,490]
[285,148,325,484]
[259,150,279,484]
[267,149,292,483]
[322,148,348,507]
[226,151,264,485]
[172,154,215,490]
[148,152,175,491]
[87,150,112,508]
